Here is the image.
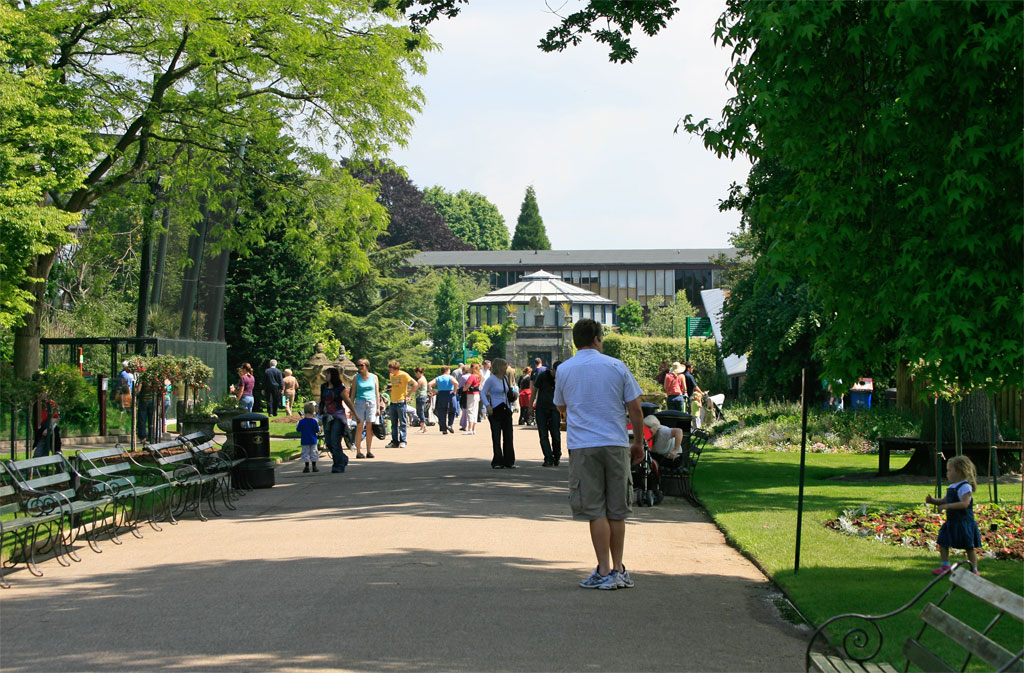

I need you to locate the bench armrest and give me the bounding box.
[805,563,965,671]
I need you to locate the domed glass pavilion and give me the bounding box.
[467,270,617,366]
[468,270,617,329]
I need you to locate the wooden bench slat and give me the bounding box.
[920,603,1017,670]
[951,569,1024,623]
[810,653,870,673]
[809,653,846,673]
[874,664,899,673]
[902,639,955,673]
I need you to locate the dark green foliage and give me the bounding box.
[685,1,1024,393]
[602,333,727,395]
[510,185,551,250]
[349,161,471,251]
[224,227,323,375]
[616,300,644,335]
[431,274,463,362]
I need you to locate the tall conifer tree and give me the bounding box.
[510,185,551,250]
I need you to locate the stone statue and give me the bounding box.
[301,343,333,404]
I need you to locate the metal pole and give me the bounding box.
[989,395,998,501]
[950,399,958,456]
[685,317,691,362]
[935,398,943,498]
[795,367,808,573]
[9,404,15,461]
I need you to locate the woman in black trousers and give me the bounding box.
[481,358,516,469]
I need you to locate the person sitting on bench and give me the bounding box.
[643,415,684,460]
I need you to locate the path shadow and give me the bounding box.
[1,550,806,673]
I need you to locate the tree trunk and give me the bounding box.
[921,390,1003,444]
[178,197,209,339]
[135,212,154,340]
[203,247,230,342]
[149,206,169,307]
[13,250,58,380]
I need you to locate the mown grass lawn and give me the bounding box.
[696,448,1023,668]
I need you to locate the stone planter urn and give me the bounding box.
[214,407,248,433]
[180,415,218,437]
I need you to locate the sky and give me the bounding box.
[388,1,750,251]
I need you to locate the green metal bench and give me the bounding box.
[178,432,240,511]
[1,454,120,579]
[147,438,223,521]
[73,446,175,534]
[0,461,71,588]
[806,564,1024,673]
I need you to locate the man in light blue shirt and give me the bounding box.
[555,318,644,590]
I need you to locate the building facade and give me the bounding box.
[405,248,734,315]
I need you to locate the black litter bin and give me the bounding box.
[640,402,660,418]
[230,412,275,488]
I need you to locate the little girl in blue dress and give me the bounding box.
[925,455,982,575]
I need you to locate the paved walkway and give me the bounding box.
[1,424,807,672]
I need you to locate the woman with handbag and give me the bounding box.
[320,367,357,473]
[460,363,482,435]
[481,358,516,469]
[352,359,384,458]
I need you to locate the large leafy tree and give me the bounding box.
[6,0,432,378]
[683,1,1023,393]
[510,185,550,251]
[422,186,509,250]
[350,161,471,251]
[0,6,91,359]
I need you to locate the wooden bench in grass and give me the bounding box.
[1,454,120,578]
[0,461,73,588]
[806,564,1024,673]
[73,447,175,533]
[147,438,223,521]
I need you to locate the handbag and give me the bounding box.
[372,422,386,441]
[505,380,517,405]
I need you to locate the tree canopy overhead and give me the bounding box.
[5,0,434,377]
[682,1,1023,393]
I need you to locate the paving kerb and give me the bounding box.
[1,422,808,672]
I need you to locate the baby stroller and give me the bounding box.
[627,403,664,508]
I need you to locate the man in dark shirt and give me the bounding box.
[533,361,561,466]
[264,359,284,416]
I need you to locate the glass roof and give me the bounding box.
[468,270,616,306]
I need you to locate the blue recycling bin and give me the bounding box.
[850,391,872,409]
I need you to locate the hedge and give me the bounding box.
[601,333,729,395]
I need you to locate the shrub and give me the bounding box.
[602,333,728,394]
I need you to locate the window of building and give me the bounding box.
[600,270,609,298]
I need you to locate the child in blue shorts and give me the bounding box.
[297,401,320,473]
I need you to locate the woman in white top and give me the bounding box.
[480,359,515,469]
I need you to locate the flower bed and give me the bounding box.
[825,502,1024,561]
